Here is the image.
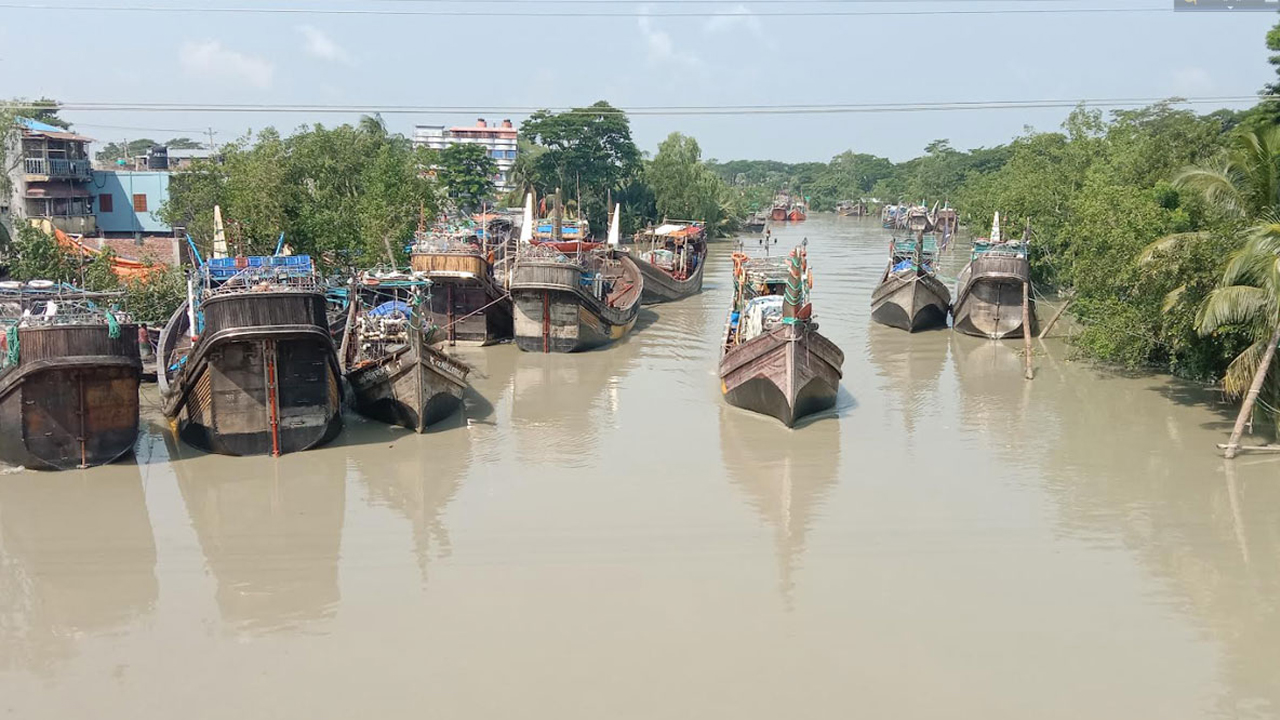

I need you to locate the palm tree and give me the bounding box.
[1171,126,1280,457]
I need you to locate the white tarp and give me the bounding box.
[652,223,683,236]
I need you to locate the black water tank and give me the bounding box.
[147,145,169,170]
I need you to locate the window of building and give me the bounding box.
[132,194,148,212]
[506,150,517,159]
[99,193,114,213]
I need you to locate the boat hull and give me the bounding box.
[870,270,951,332]
[412,251,513,346]
[347,341,468,432]
[788,209,807,222]
[719,322,844,427]
[953,254,1035,339]
[636,248,706,304]
[510,254,642,353]
[0,325,141,470]
[163,292,343,456]
[771,208,788,222]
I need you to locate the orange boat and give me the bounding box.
[788,201,808,223]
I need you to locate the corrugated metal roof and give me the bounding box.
[15,116,93,142]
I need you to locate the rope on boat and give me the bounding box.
[436,292,513,333]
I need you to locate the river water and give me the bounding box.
[1,215,1277,718]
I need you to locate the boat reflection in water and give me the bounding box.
[350,419,473,584]
[0,464,157,670]
[169,434,345,632]
[719,406,841,605]
[865,323,948,441]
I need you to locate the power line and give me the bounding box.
[0,2,1170,17]
[2,95,1267,117]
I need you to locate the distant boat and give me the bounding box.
[836,201,866,217]
[770,194,790,222]
[633,220,708,304]
[744,212,768,230]
[952,212,1035,339]
[159,250,342,456]
[0,284,141,469]
[339,272,471,432]
[719,243,844,427]
[788,200,808,222]
[870,234,951,332]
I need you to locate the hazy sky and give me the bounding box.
[1,1,1274,162]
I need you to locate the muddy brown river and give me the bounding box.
[1,215,1277,718]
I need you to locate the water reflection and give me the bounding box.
[719,408,841,606]
[352,424,472,584]
[504,342,641,466]
[0,464,157,672]
[865,323,948,440]
[170,436,345,633]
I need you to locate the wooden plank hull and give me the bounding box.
[953,254,1035,339]
[347,341,468,432]
[0,325,141,470]
[509,254,642,353]
[870,270,951,332]
[164,292,343,456]
[412,251,513,346]
[771,208,788,222]
[636,249,706,305]
[788,209,807,222]
[719,322,844,427]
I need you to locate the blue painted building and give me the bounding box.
[89,170,171,235]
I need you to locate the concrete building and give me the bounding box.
[4,117,96,235]
[90,170,171,236]
[413,118,518,193]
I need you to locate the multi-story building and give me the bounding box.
[4,117,96,235]
[90,170,171,237]
[413,118,518,193]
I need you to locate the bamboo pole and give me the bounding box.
[1038,297,1074,340]
[1222,322,1280,459]
[338,276,361,372]
[1022,279,1033,380]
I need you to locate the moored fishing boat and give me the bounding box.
[770,194,790,222]
[409,215,513,346]
[159,249,342,456]
[719,242,844,427]
[339,272,471,432]
[509,200,643,353]
[0,284,141,470]
[952,212,1035,339]
[870,233,951,332]
[788,199,808,222]
[836,200,867,217]
[633,220,707,304]
[744,211,768,231]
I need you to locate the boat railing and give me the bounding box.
[203,264,322,298]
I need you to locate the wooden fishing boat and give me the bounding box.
[952,213,1035,339]
[744,211,768,231]
[633,221,707,304]
[339,273,472,432]
[159,252,342,456]
[836,201,866,217]
[871,234,951,332]
[719,243,844,427]
[410,221,513,346]
[788,200,808,223]
[510,246,642,353]
[771,194,790,222]
[0,285,140,470]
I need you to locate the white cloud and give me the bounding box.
[1172,66,1213,96]
[703,4,763,37]
[638,15,701,68]
[297,24,352,64]
[180,40,274,90]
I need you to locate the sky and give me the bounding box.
[1,1,1275,163]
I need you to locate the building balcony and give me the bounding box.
[23,157,92,180]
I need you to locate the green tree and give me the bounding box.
[1174,127,1280,455]
[437,143,496,213]
[521,101,642,227]
[646,132,739,235]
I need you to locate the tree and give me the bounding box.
[646,132,738,235]
[436,143,496,213]
[521,101,642,226]
[1176,127,1280,456]
[23,97,70,130]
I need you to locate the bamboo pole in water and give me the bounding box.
[1038,297,1074,340]
[1222,322,1280,459]
[1022,219,1033,380]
